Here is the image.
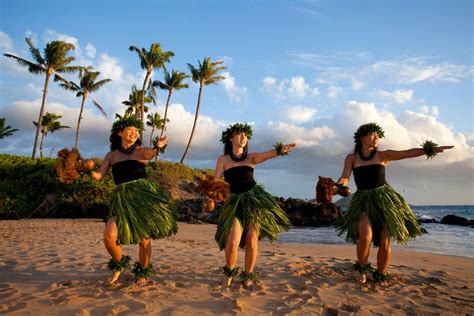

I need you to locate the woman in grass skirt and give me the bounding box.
[213,123,295,288]
[91,116,177,286]
[335,122,453,284]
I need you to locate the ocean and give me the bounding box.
[278,205,474,258]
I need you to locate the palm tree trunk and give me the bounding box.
[140,71,151,140]
[149,126,155,147]
[180,84,203,164]
[160,90,172,137]
[75,92,87,149]
[32,73,51,159]
[39,129,46,158]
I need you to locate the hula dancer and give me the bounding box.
[213,123,295,288]
[91,116,177,286]
[335,122,453,284]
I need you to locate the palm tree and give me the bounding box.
[33,112,70,158]
[129,43,174,138]
[55,67,111,149]
[122,85,153,118]
[4,38,80,158]
[153,69,189,137]
[180,58,226,163]
[146,113,168,147]
[0,117,19,139]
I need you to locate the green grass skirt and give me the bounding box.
[335,184,422,247]
[109,178,177,245]
[215,185,291,250]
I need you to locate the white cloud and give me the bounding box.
[420,104,440,116]
[0,31,14,52]
[377,89,414,104]
[96,53,124,81]
[262,76,319,99]
[284,106,317,124]
[327,85,343,99]
[221,72,248,102]
[351,78,365,91]
[288,76,320,98]
[370,57,473,84]
[85,43,97,58]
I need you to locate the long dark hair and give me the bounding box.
[353,139,362,154]
[224,140,248,156]
[110,130,142,151]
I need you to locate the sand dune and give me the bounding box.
[0,219,472,315]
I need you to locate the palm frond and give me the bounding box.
[0,118,19,139]
[57,65,82,73]
[25,37,45,64]
[90,78,112,92]
[91,99,107,117]
[3,54,46,74]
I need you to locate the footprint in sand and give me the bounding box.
[0,284,17,299]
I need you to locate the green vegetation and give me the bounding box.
[0,154,210,220]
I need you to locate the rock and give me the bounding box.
[418,218,439,224]
[440,214,474,227]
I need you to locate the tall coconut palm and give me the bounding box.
[146,113,168,147]
[4,38,80,158]
[180,58,226,163]
[122,85,153,118]
[129,43,174,138]
[55,68,111,149]
[153,69,189,137]
[33,112,70,158]
[0,118,19,139]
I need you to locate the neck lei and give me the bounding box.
[119,142,138,155]
[230,148,247,162]
[358,148,377,161]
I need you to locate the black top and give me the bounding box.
[353,164,387,190]
[224,165,257,194]
[112,160,147,185]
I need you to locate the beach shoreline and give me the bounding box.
[1,219,473,315]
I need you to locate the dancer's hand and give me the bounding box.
[156,136,167,149]
[281,143,296,155]
[435,145,454,153]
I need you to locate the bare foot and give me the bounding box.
[242,280,254,290]
[222,275,233,288]
[135,277,148,286]
[358,273,367,284]
[108,271,122,285]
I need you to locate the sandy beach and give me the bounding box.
[0,219,473,315]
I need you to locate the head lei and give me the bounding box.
[353,122,385,142]
[111,116,144,133]
[220,123,253,143]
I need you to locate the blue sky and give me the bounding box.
[1,0,473,204]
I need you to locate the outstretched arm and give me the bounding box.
[251,143,296,164]
[337,154,354,186]
[91,152,112,181]
[380,145,454,162]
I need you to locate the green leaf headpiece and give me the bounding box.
[111,116,144,133]
[353,122,385,142]
[220,123,253,143]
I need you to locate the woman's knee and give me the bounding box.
[358,230,372,245]
[139,239,151,248]
[378,237,391,251]
[103,230,117,246]
[225,237,240,253]
[245,234,258,250]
